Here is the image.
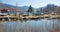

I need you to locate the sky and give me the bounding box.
[1,0,60,8]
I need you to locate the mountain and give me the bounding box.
[1,4,16,8]
[0,3,58,13]
[37,4,60,14]
[0,3,37,11]
[0,3,29,11]
[37,4,57,11]
[18,6,29,11]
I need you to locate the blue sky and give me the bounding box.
[1,0,60,8]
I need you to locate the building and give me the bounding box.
[0,8,19,16]
[0,8,8,16]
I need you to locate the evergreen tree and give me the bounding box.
[28,5,34,15]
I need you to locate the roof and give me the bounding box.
[0,8,20,11]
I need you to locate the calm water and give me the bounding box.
[0,19,60,32]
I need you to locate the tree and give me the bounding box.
[28,5,34,15]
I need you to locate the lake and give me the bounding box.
[0,19,60,32]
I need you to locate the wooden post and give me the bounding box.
[1,16,5,22]
[8,15,11,21]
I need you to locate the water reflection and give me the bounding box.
[0,19,60,32]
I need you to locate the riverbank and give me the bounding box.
[0,14,60,21]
